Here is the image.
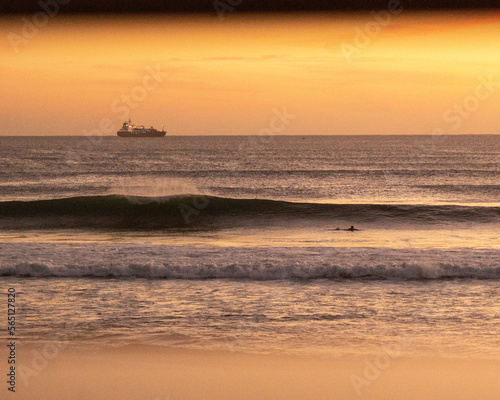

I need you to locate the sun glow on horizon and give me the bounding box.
[1,12,499,135]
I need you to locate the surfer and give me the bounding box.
[332,226,359,231]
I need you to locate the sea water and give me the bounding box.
[0,135,499,358]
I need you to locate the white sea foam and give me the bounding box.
[0,243,498,280]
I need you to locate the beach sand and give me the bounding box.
[12,344,500,400]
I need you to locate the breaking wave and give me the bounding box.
[0,244,498,280]
[0,194,498,230]
[1,261,499,280]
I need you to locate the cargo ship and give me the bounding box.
[117,120,166,137]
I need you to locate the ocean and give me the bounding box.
[1,134,499,359]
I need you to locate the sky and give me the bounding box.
[1,10,500,135]
[1,0,497,13]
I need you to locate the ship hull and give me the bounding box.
[117,131,166,137]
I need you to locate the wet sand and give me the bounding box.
[12,344,500,400]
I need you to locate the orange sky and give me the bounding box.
[1,12,499,135]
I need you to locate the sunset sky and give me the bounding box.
[1,11,499,135]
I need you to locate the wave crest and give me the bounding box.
[2,261,499,280]
[0,195,498,230]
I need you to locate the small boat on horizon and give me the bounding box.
[117,120,166,137]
